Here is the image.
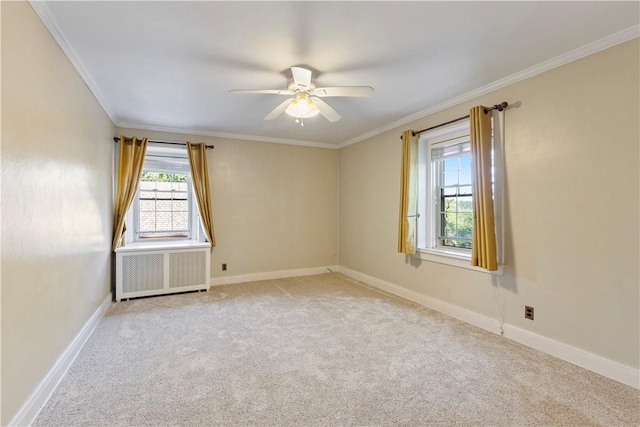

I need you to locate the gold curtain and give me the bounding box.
[397,130,418,254]
[111,136,148,251]
[470,107,498,270]
[186,142,216,246]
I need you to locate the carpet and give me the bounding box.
[34,273,639,426]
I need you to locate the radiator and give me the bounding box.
[115,243,210,301]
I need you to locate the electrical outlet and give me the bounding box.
[222,263,227,271]
[525,306,534,320]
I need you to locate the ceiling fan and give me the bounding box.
[229,66,374,125]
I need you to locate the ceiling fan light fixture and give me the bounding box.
[285,95,320,119]
[230,66,370,123]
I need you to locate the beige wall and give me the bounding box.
[116,128,339,277]
[1,2,115,424]
[1,1,636,421]
[339,39,639,369]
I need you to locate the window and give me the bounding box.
[124,145,201,243]
[416,120,503,270]
[137,171,191,239]
[432,137,473,250]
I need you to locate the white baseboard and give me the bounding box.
[336,266,639,390]
[8,294,113,427]
[502,323,639,389]
[211,265,340,286]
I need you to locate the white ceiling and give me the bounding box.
[35,1,639,147]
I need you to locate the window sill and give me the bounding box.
[415,248,503,275]
[115,240,210,253]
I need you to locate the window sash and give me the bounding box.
[432,144,473,250]
[134,169,193,240]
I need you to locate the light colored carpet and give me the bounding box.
[35,273,638,426]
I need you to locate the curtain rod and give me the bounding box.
[401,102,508,140]
[113,137,214,150]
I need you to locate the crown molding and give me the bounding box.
[30,0,336,150]
[30,0,637,150]
[29,1,118,125]
[115,121,340,150]
[337,24,640,149]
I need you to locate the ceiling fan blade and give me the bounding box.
[291,67,312,89]
[264,98,293,120]
[312,86,375,97]
[229,89,294,95]
[311,97,341,122]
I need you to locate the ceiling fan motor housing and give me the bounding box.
[287,77,317,94]
[230,66,372,122]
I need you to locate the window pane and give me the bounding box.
[443,158,458,171]
[173,212,188,230]
[444,172,458,187]
[443,197,457,213]
[459,155,471,170]
[156,212,172,231]
[457,213,473,239]
[157,200,172,211]
[444,213,457,237]
[139,200,155,212]
[139,181,156,190]
[139,211,156,232]
[137,171,190,238]
[458,196,473,212]
[459,170,471,185]
[157,181,172,191]
[172,200,188,211]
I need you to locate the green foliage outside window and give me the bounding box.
[442,197,473,249]
[140,171,186,182]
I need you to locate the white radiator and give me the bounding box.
[115,243,210,302]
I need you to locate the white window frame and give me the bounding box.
[123,144,204,245]
[416,119,504,274]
